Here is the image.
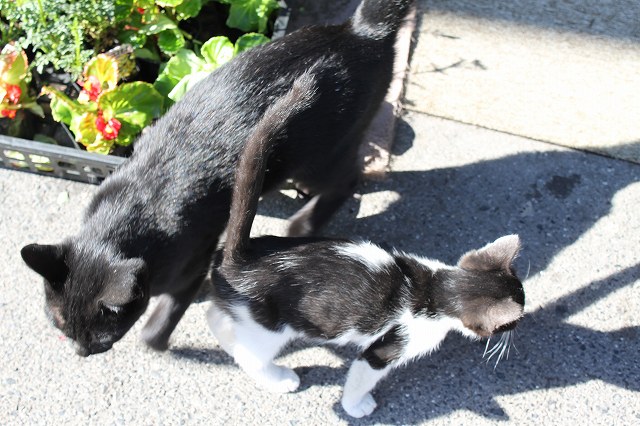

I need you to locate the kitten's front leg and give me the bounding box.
[341,359,391,418]
[342,328,403,417]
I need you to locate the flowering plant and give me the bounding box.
[42,54,163,154]
[116,0,204,59]
[0,44,44,120]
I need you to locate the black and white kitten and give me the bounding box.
[208,75,526,418]
[19,0,415,356]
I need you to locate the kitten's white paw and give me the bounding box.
[259,366,300,393]
[342,392,378,418]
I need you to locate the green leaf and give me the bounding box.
[168,70,210,102]
[156,0,183,7]
[137,0,156,9]
[153,49,204,96]
[133,47,160,61]
[86,136,115,154]
[70,112,101,149]
[234,33,269,55]
[0,44,29,84]
[157,29,185,55]
[226,0,279,33]
[175,0,202,20]
[200,36,234,67]
[115,0,135,21]
[100,82,163,131]
[41,87,90,126]
[139,13,178,35]
[83,55,119,91]
[23,101,45,118]
[118,30,148,49]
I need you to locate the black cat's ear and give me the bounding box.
[99,258,148,307]
[458,235,521,272]
[21,243,68,291]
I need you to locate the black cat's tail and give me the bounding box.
[222,72,318,265]
[351,0,414,40]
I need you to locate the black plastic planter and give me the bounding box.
[0,1,290,184]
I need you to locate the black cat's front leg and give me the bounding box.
[342,326,404,418]
[140,277,203,351]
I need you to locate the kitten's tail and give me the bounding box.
[222,73,318,265]
[351,0,414,40]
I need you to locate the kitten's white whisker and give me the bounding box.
[494,332,510,368]
[485,335,504,361]
[483,336,492,357]
[525,259,531,281]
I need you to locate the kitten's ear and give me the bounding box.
[21,243,68,291]
[99,258,148,307]
[458,235,521,272]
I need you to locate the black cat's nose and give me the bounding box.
[73,341,90,357]
[72,341,112,356]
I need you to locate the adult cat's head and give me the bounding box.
[21,241,148,356]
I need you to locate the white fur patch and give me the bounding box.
[342,359,390,418]
[397,310,460,363]
[411,255,451,272]
[328,326,391,349]
[334,241,394,273]
[207,302,301,393]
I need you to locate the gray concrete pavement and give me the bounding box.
[2,0,640,424]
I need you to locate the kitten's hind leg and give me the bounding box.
[224,309,300,393]
[140,277,202,351]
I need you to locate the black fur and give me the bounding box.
[20,0,415,356]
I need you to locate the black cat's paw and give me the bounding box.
[141,330,170,352]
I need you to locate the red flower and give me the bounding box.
[1,109,16,119]
[79,75,102,102]
[5,84,21,104]
[136,7,145,14]
[95,111,122,140]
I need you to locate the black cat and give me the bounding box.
[208,73,526,418]
[20,0,415,356]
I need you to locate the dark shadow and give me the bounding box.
[419,0,640,44]
[169,346,235,365]
[260,143,640,277]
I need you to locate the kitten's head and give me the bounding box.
[21,241,149,356]
[443,235,525,338]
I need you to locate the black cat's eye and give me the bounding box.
[100,303,124,315]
